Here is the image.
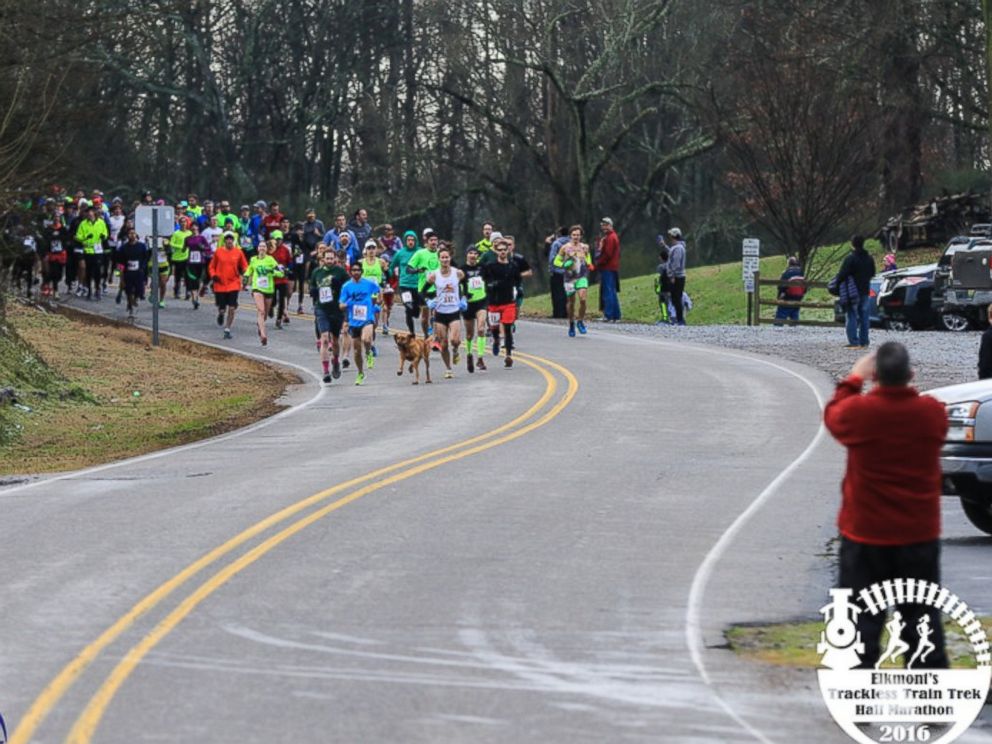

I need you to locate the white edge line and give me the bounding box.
[526,322,829,744]
[0,308,327,496]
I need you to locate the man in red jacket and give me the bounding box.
[824,342,949,668]
[596,217,621,321]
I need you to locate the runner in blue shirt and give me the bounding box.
[338,262,380,385]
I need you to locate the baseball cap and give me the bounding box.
[254,200,267,209]
[667,227,682,238]
[240,204,250,211]
[490,231,503,241]
[364,239,377,249]
[178,200,188,207]
[422,228,435,239]
[270,230,284,240]
[600,217,614,226]
[223,230,236,239]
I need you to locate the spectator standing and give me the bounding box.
[824,343,948,669]
[349,208,373,247]
[774,256,806,325]
[666,228,687,325]
[836,234,876,348]
[596,217,621,322]
[547,226,569,319]
[979,306,992,379]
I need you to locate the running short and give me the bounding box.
[487,303,517,326]
[314,306,343,336]
[462,299,486,320]
[565,277,589,295]
[123,272,144,297]
[215,290,240,310]
[348,322,371,339]
[434,310,461,326]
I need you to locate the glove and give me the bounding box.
[459,297,468,312]
[426,298,438,311]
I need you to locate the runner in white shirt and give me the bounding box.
[425,245,465,379]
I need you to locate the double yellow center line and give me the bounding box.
[12,351,578,744]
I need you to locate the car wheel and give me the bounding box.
[960,496,992,535]
[940,313,971,332]
[884,319,911,332]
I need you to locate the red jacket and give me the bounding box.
[596,229,620,271]
[271,243,292,285]
[824,375,947,545]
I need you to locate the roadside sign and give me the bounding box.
[135,205,175,238]
[742,239,760,289]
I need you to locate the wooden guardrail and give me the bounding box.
[750,272,841,327]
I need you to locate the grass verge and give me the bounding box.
[728,616,992,669]
[0,302,300,475]
[522,240,945,326]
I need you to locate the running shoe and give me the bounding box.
[382,323,390,336]
[453,348,460,365]
[493,337,500,357]
[283,316,291,325]
[158,300,166,308]
[185,292,191,300]
[223,329,232,339]
[275,321,283,330]
[568,323,576,337]
[217,311,224,326]
[261,336,268,346]
[297,305,304,315]
[355,372,365,386]
[193,299,199,310]
[467,354,475,374]
[342,358,350,369]
[432,340,441,352]
[115,293,121,305]
[476,358,487,371]
[444,370,454,379]
[504,356,513,369]
[371,345,378,357]
[577,320,587,334]
[367,351,375,369]
[332,359,341,379]
[323,373,332,384]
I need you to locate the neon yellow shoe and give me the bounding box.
[355,372,365,386]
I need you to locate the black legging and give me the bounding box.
[672,276,686,324]
[84,254,101,295]
[402,288,420,335]
[171,260,188,297]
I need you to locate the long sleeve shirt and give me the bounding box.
[596,229,620,271]
[824,375,947,545]
[667,241,686,278]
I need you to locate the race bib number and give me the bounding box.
[488,311,501,326]
[93,243,103,254]
[189,251,202,264]
[318,286,333,304]
[401,291,413,304]
[468,276,483,290]
[295,254,304,264]
[442,293,456,305]
[564,281,575,293]
[126,260,140,271]
[157,251,167,264]
[50,241,63,253]
[256,275,270,290]
[352,305,369,321]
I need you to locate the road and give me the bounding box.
[2,295,990,743]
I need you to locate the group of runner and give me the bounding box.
[11,191,535,385]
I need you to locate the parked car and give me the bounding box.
[932,236,992,332]
[833,276,884,327]
[875,263,938,331]
[928,380,992,534]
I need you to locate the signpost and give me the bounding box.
[742,238,760,325]
[135,205,175,346]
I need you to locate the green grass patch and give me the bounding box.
[523,240,945,326]
[728,616,992,669]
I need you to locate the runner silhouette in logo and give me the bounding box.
[875,611,911,669]
[908,614,936,669]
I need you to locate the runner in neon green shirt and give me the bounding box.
[169,220,192,300]
[244,241,284,346]
[74,207,108,299]
[407,229,440,338]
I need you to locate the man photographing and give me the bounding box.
[824,342,948,668]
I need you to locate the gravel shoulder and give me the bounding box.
[544,319,981,392]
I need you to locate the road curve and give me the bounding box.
[2,299,987,743]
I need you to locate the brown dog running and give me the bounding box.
[393,331,432,384]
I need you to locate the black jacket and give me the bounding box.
[979,327,992,379]
[837,249,876,297]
